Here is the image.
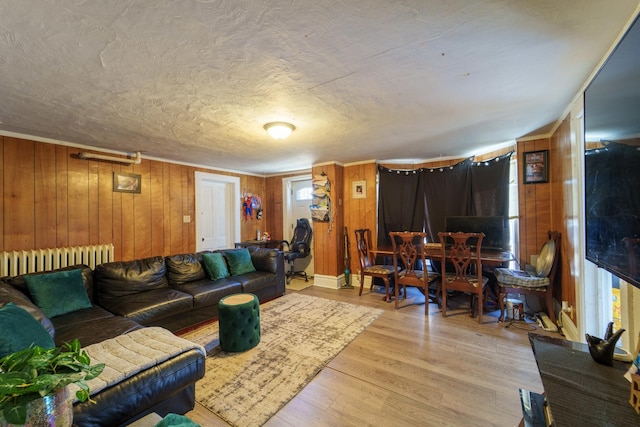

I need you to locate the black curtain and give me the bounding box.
[470,152,512,217]
[422,158,472,243]
[377,152,513,245]
[377,166,425,247]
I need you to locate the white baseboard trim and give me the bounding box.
[560,311,580,342]
[313,274,341,289]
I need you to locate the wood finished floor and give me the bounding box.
[185,281,551,426]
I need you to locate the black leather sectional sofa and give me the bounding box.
[0,246,285,426]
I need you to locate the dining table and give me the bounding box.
[371,243,514,266]
[370,242,515,306]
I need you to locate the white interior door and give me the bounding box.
[284,176,314,277]
[195,172,240,251]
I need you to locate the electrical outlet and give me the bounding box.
[183,215,191,223]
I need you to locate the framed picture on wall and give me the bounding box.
[523,150,549,184]
[113,172,141,193]
[353,180,366,199]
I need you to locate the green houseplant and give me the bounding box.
[0,339,104,425]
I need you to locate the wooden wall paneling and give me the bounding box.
[240,175,250,242]
[333,164,344,277]
[119,164,136,261]
[258,176,267,240]
[343,165,356,271]
[149,160,165,257]
[55,145,69,248]
[97,160,114,247]
[239,175,266,242]
[264,176,283,241]
[313,220,329,275]
[0,137,3,251]
[186,167,196,252]
[551,115,577,317]
[1,136,265,260]
[532,139,552,253]
[311,166,326,275]
[311,163,343,277]
[133,160,152,259]
[34,142,57,249]
[87,157,100,245]
[3,138,35,251]
[111,165,123,261]
[169,163,184,255]
[179,166,189,254]
[343,162,377,274]
[162,162,172,257]
[67,150,90,247]
[517,139,551,266]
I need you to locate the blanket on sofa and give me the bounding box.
[67,327,206,402]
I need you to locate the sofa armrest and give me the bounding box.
[70,327,206,426]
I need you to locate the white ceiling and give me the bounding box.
[0,1,638,174]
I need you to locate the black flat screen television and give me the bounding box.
[445,216,507,251]
[584,13,640,288]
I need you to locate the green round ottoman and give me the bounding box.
[218,293,260,352]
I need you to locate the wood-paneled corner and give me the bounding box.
[550,113,578,322]
[239,175,268,242]
[517,139,552,267]
[264,175,284,241]
[310,163,344,277]
[343,162,378,276]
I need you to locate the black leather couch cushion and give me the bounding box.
[175,278,242,309]
[95,256,169,300]
[99,288,193,326]
[235,271,278,294]
[165,253,206,286]
[247,247,280,274]
[52,306,143,347]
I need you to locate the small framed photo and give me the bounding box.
[523,150,549,184]
[353,180,366,199]
[113,172,141,193]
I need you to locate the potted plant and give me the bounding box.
[0,339,104,425]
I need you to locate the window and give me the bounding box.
[295,187,313,201]
[508,156,519,265]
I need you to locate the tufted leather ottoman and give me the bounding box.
[218,293,260,352]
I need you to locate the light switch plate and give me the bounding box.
[183,215,191,223]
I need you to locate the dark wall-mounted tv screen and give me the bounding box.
[584,13,640,288]
[445,216,507,251]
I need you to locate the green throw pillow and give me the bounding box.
[24,269,92,318]
[225,249,256,276]
[0,302,55,357]
[201,252,230,280]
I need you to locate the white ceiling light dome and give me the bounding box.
[264,122,296,140]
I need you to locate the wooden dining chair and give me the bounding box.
[354,228,398,301]
[438,231,489,323]
[389,231,440,314]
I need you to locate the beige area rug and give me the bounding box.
[179,293,382,427]
[286,278,313,291]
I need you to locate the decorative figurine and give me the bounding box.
[585,322,625,366]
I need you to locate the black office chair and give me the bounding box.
[280,218,313,284]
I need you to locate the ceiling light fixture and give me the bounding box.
[264,122,295,140]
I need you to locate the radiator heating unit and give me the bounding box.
[0,244,114,277]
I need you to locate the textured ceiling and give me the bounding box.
[0,1,638,174]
